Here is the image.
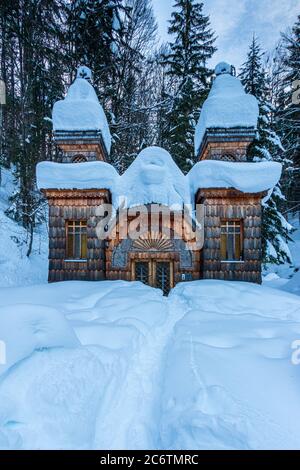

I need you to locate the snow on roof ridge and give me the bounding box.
[52,70,112,154]
[215,61,234,76]
[194,63,259,156]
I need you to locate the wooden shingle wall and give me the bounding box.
[44,189,110,282]
[56,142,106,163]
[196,188,264,284]
[201,141,249,161]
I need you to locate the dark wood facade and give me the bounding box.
[54,130,108,163]
[44,189,110,282]
[44,187,264,286]
[197,128,256,162]
[196,188,265,283]
[44,194,201,290]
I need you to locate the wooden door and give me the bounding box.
[134,261,150,286]
[133,260,173,295]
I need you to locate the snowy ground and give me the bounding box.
[0,280,300,450]
[263,216,300,296]
[0,168,48,288]
[0,167,300,449]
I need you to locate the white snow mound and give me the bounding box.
[0,280,300,449]
[52,76,112,154]
[36,161,119,192]
[116,146,191,208]
[0,304,80,377]
[188,160,282,194]
[195,68,259,155]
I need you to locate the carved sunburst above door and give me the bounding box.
[132,232,173,251]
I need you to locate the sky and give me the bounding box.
[151,0,299,71]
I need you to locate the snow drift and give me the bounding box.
[159,281,300,450]
[0,280,300,450]
[0,167,48,288]
[0,304,79,377]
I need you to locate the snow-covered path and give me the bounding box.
[1,280,300,450]
[94,295,188,450]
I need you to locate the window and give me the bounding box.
[222,154,236,162]
[221,220,243,261]
[66,221,87,260]
[72,155,87,163]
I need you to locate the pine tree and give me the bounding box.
[277,15,300,211]
[162,0,216,172]
[67,0,125,106]
[109,0,157,172]
[0,0,67,255]
[154,45,174,149]
[66,0,158,171]
[240,36,293,265]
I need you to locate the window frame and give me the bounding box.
[220,219,244,263]
[65,220,88,261]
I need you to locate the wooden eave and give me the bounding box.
[41,188,111,202]
[196,187,268,202]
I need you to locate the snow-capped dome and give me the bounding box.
[215,61,233,76]
[116,146,191,208]
[52,66,111,154]
[194,62,259,156]
[76,65,92,80]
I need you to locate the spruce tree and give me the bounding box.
[0,0,67,255]
[278,15,300,210]
[67,0,125,106]
[240,36,293,265]
[162,0,216,172]
[109,0,157,172]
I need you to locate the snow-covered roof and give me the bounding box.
[52,67,112,154]
[194,62,259,156]
[188,160,282,194]
[116,147,191,208]
[36,161,119,193]
[37,148,282,204]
